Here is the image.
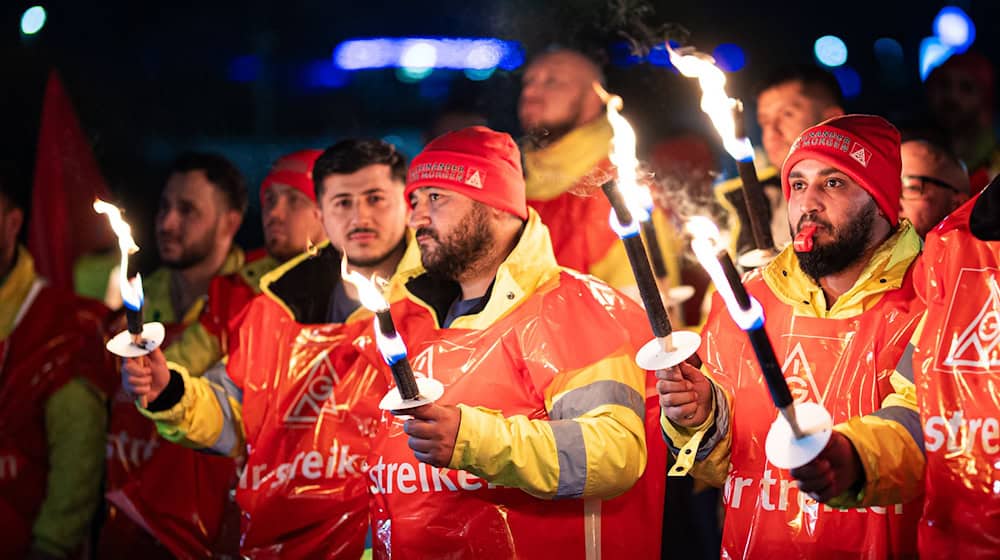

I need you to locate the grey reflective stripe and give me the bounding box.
[550,419,588,499]
[204,362,242,456]
[549,380,644,421]
[870,405,925,454]
[895,343,916,382]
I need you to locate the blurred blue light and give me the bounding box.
[610,41,642,67]
[814,35,848,67]
[21,6,46,35]
[832,66,862,98]
[303,60,349,88]
[396,66,433,82]
[464,67,496,81]
[332,37,523,75]
[933,6,975,53]
[873,37,903,63]
[919,36,954,81]
[712,44,745,72]
[647,44,672,68]
[227,55,261,83]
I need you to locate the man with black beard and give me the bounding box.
[518,49,683,297]
[366,126,669,558]
[658,115,927,558]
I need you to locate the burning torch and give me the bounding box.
[339,256,443,413]
[594,86,700,371]
[686,216,831,469]
[94,199,165,407]
[668,45,780,269]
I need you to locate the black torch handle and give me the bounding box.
[735,160,776,252]
[601,180,673,338]
[746,326,794,409]
[641,220,669,280]
[718,250,753,311]
[126,307,143,335]
[390,359,420,400]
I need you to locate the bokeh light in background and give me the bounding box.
[21,6,46,35]
[814,35,848,67]
[934,6,975,53]
[919,36,954,81]
[332,37,523,83]
[712,44,746,72]
[832,65,862,98]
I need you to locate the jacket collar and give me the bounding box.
[761,220,921,319]
[523,118,613,200]
[394,208,561,330]
[0,245,40,339]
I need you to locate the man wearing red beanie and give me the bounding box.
[659,115,926,558]
[366,125,668,559]
[121,139,418,558]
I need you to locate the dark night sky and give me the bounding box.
[2,0,996,258]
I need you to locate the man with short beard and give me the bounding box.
[658,115,926,558]
[121,139,416,558]
[100,151,247,558]
[366,126,668,559]
[519,49,682,297]
[899,138,971,238]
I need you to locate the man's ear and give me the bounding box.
[221,209,243,239]
[4,207,24,241]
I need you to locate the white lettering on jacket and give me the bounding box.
[924,412,1000,456]
[723,468,905,515]
[239,443,365,491]
[367,457,498,495]
[106,430,160,467]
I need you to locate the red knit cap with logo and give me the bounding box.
[260,149,323,204]
[405,126,527,219]
[781,114,902,225]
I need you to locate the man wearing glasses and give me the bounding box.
[900,138,971,238]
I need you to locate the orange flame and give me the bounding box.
[593,82,652,222]
[339,254,389,312]
[93,199,143,308]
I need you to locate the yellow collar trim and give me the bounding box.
[523,118,613,200]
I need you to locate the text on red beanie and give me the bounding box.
[781,114,902,225]
[406,126,527,220]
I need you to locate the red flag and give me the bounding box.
[28,70,114,290]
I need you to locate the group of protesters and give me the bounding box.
[1,44,998,560]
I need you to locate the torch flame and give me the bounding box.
[666,45,754,162]
[686,216,761,329]
[593,82,652,223]
[93,199,143,310]
[340,254,390,312]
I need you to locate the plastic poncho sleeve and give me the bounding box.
[448,350,647,500]
[660,374,734,487]
[138,362,246,458]
[163,321,223,379]
[33,378,107,557]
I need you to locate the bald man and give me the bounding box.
[519,49,683,299]
[900,138,971,237]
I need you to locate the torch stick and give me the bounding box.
[339,255,442,412]
[95,199,166,409]
[732,104,778,260]
[602,180,673,345]
[374,309,420,400]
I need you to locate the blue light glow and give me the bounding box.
[712,44,746,72]
[21,6,46,35]
[332,37,523,76]
[933,6,975,53]
[814,35,848,67]
[303,60,349,88]
[227,55,261,83]
[832,66,862,98]
[919,36,954,81]
[647,44,672,68]
[873,37,903,63]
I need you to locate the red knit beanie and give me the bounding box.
[782,114,902,225]
[260,149,323,204]
[405,126,527,220]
